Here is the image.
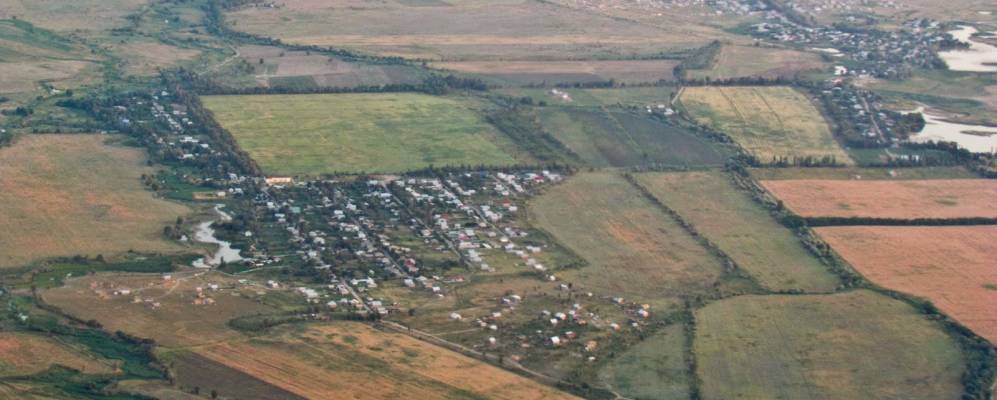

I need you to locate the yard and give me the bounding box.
[202,93,524,175]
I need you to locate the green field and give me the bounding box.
[749,166,978,181]
[598,324,689,400]
[686,45,826,80]
[202,93,523,175]
[634,171,839,292]
[499,86,678,108]
[680,86,853,165]
[538,108,729,167]
[695,290,965,400]
[529,172,724,308]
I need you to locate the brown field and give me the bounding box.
[817,226,997,343]
[0,1,146,32]
[762,179,997,219]
[0,60,97,94]
[42,271,274,347]
[0,332,116,377]
[0,135,190,268]
[432,60,677,84]
[196,322,578,400]
[225,0,725,60]
[529,172,724,308]
[688,45,826,80]
[114,41,201,76]
[165,352,304,400]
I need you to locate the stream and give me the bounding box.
[191,204,243,268]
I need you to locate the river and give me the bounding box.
[938,26,997,73]
[907,107,997,154]
[191,204,244,268]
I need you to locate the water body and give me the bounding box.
[938,26,997,73]
[907,108,997,154]
[191,204,243,268]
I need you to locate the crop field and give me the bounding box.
[529,172,724,307]
[680,86,854,164]
[0,332,116,377]
[761,179,997,219]
[42,271,275,347]
[500,86,678,108]
[750,166,978,180]
[817,226,997,343]
[694,290,965,400]
[202,93,523,175]
[597,324,688,400]
[432,60,677,86]
[195,322,578,400]
[165,351,305,400]
[0,0,145,32]
[687,45,826,80]
[224,0,723,60]
[0,135,190,268]
[634,171,840,292]
[538,108,729,167]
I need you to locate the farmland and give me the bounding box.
[499,86,678,108]
[538,108,729,167]
[761,179,997,219]
[694,290,965,400]
[680,86,853,164]
[194,322,578,400]
[817,226,997,343]
[597,324,689,400]
[0,332,116,377]
[529,172,725,307]
[0,20,101,97]
[202,93,523,175]
[432,60,677,86]
[687,45,826,80]
[223,0,725,60]
[750,166,978,180]
[634,171,840,292]
[0,0,146,33]
[0,135,190,268]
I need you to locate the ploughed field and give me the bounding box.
[202,93,523,175]
[0,134,189,268]
[680,86,854,164]
[761,179,997,219]
[817,226,997,343]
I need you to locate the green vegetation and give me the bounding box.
[29,254,197,290]
[202,93,523,175]
[749,166,978,180]
[598,324,689,400]
[498,86,678,108]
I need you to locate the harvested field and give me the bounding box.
[538,108,728,167]
[0,332,116,377]
[695,290,965,400]
[761,179,997,219]
[42,271,275,347]
[680,86,853,164]
[635,171,840,292]
[202,93,523,175]
[530,172,724,307]
[225,0,723,60]
[687,45,826,80]
[196,322,578,400]
[0,135,190,268]
[817,226,997,343]
[433,60,677,85]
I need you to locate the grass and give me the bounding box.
[680,86,854,164]
[529,172,725,308]
[202,93,523,175]
[0,332,117,377]
[0,20,102,96]
[0,1,146,33]
[749,166,978,180]
[634,171,840,292]
[0,134,190,269]
[694,290,965,400]
[498,86,678,108]
[538,108,729,167]
[686,45,826,80]
[597,323,688,400]
[28,254,197,290]
[432,60,677,86]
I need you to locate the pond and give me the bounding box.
[938,26,997,73]
[191,204,243,268]
[907,107,997,154]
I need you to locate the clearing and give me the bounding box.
[817,226,997,343]
[634,171,840,292]
[202,93,523,175]
[0,134,190,268]
[680,86,853,164]
[761,179,997,219]
[695,290,965,400]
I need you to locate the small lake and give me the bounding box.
[938,26,997,73]
[907,108,997,154]
[191,204,243,268]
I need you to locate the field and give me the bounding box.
[529,172,724,307]
[499,86,678,108]
[538,108,729,167]
[761,179,997,219]
[0,135,190,268]
[224,0,725,60]
[0,332,116,377]
[817,226,997,343]
[0,20,101,97]
[193,322,577,400]
[0,0,146,32]
[202,93,523,175]
[165,351,305,400]
[597,324,688,400]
[694,290,965,400]
[634,171,840,292]
[687,45,826,80]
[432,60,677,86]
[750,166,977,180]
[680,86,854,164]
